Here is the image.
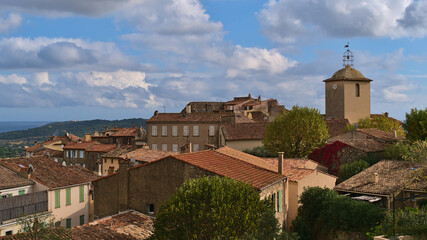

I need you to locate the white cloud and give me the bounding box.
[76,70,152,90]
[258,0,427,43]
[0,74,27,85]
[0,13,22,33]
[383,83,415,102]
[33,72,53,86]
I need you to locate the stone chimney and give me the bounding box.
[278,152,284,174]
[186,104,192,114]
[154,110,158,117]
[384,112,389,118]
[393,129,397,138]
[84,133,92,142]
[105,125,109,131]
[371,173,379,183]
[93,131,99,136]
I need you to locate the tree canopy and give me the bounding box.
[403,108,427,141]
[345,114,405,136]
[151,176,277,240]
[263,106,329,158]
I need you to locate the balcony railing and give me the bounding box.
[0,191,48,223]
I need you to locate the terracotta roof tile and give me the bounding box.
[86,144,117,152]
[215,146,277,172]
[33,148,63,158]
[358,128,405,142]
[263,158,316,181]
[25,144,44,152]
[221,122,268,140]
[338,139,389,152]
[173,150,286,190]
[111,128,139,137]
[121,148,177,163]
[335,160,427,195]
[70,210,154,240]
[63,141,97,150]
[103,146,138,158]
[0,156,99,189]
[0,165,34,190]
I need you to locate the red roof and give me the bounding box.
[147,112,233,123]
[325,119,349,137]
[33,148,63,158]
[172,150,285,190]
[122,148,177,163]
[111,128,139,137]
[221,122,267,140]
[358,128,405,142]
[86,144,117,152]
[0,156,99,189]
[25,144,44,152]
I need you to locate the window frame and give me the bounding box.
[79,186,84,203]
[66,188,71,206]
[183,126,189,136]
[172,126,178,136]
[209,125,215,136]
[193,125,199,136]
[151,125,158,136]
[162,126,168,136]
[55,190,60,208]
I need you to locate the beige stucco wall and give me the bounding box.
[0,213,52,236]
[286,181,299,229]
[225,140,263,152]
[45,141,63,151]
[48,184,90,228]
[0,185,32,198]
[147,122,219,151]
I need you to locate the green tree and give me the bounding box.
[243,146,276,157]
[264,106,329,158]
[151,176,277,240]
[384,141,427,163]
[403,108,427,141]
[16,213,70,240]
[345,114,405,137]
[337,159,370,183]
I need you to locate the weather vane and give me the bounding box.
[343,42,354,67]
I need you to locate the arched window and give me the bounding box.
[355,83,360,97]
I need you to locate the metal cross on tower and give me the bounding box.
[343,42,354,67]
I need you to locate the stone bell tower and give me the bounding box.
[324,45,372,124]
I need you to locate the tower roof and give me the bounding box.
[323,65,372,82]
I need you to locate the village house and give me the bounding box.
[334,160,427,209]
[91,126,146,147]
[218,122,268,151]
[0,156,98,230]
[93,148,288,226]
[62,140,98,168]
[25,132,80,157]
[99,146,138,176]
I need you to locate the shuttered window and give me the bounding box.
[152,144,157,150]
[172,144,178,152]
[66,188,71,206]
[162,126,167,136]
[277,190,281,212]
[172,126,178,136]
[79,186,84,203]
[209,125,215,136]
[79,215,84,225]
[193,126,199,136]
[162,144,167,151]
[66,218,71,229]
[183,126,189,136]
[55,190,60,208]
[152,125,157,136]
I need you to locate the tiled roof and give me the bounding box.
[0,165,34,190]
[335,160,427,195]
[172,150,286,190]
[70,210,153,240]
[221,122,267,140]
[147,112,233,123]
[263,158,323,181]
[86,144,117,152]
[181,102,225,113]
[111,128,139,137]
[358,128,405,142]
[338,139,389,152]
[0,156,99,189]
[249,111,269,122]
[215,146,277,172]
[225,98,252,105]
[25,144,44,152]
[33,148,63,158]
[63,141,97,150]
[121,148,177,163]
[325,119,350,137]
[102,146,138,158]
[323,65,372,82]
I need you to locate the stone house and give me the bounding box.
[93,148,287,227]
[85,144,117,173]
[99,146,138,176]
[0,156,98,231]
[327,128,405,144]
[91,126,146,147]
[335,160,427,209]
[63,141,98,168]
[218,122,268,151]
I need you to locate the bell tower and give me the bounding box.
[324,44,372,124]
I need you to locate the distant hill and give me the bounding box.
[0,118,146,141]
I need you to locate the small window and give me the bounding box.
[66,188,71,206]
[193,144,199,152]
[172,144,178,152]
[79,186,84,203]
[209,125,215,136]
[55,190,60,208]
[79,215,85,226]
[355,83,360,97]
[5,230,13,235]
[162,126,168,136]
[193,126,199,136]
[277,190,281,212]
[152,144,157,150]
[70,151,73,158]
[74,150,77,158]
[172,126,178,136]
[147,204,155,214]
[183,126,189,136]
[66,218,71,229]
[162,144,167,151]
[55,221,61,227]
[80,150,84,158]
[66,151,69,158]
[111,159,113,164]
[18,190,25,195]
[152,125,158,136]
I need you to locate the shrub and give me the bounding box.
[338,159,370,183]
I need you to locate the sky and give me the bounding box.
[0,0,426,122]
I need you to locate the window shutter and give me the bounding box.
[55,190,60,208]
[79,186,84,203]
[277,190,281,212]
[66,188,71,206]
[79,215,84,225]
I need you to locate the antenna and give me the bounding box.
[343,42,354,67]
[163,105,166,113]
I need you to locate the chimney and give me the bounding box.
[154,110,158,117]
[278,152,284,174]
[93,131,99,136]
[186,104,192,114]
[258,95,261,101]
[105,125,109,131]
[84,133,92,142]
[393,129,397,138]
[384,112,389,118]
[34,141,38,146]
[371,173,379,183]
[132,124,136,128]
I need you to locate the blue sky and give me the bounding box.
[0,0,426,121]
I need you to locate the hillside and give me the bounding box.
[0,118,146,141]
